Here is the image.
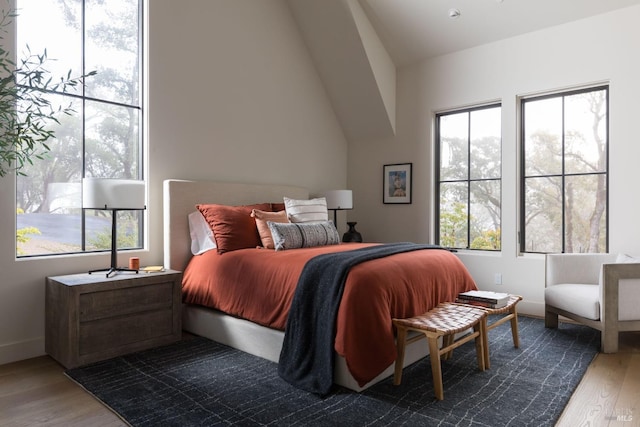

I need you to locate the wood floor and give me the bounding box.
[1,329,639,427]
[556,330,640,427]
[0,355,125,426]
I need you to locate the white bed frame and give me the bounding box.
[163,179,429,391]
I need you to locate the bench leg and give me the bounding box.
[475,320,487,371]
[442,334,454,360]
[393,326,407,385]
[427,334,444,400]
[510,308,520,348]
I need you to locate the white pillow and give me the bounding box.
[188,210,216,255]
[283,197,328,223]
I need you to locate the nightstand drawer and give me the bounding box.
[79,309,174,355]
[79,281,173,322]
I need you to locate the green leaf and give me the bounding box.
[0,6,96,177]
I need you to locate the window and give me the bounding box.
[435,104,502,250]
[15,0,144,257]
[521,86,608,253]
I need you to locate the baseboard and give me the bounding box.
[0,336,45,366]
[517,299,545,318]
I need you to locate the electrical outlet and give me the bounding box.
[494,273,502,285]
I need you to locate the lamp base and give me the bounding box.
[89,267,139,279]
[342,222,363,243]
[87,209,141,278]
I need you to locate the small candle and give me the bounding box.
[129,257,140,270]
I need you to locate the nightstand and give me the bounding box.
[45,270,182,369]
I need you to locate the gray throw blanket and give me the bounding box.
[277,242,440,395]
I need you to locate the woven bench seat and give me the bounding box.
[392,303,488,400]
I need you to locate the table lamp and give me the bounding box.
[82,178,146,277]
[323,190,353,226]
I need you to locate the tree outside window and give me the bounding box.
[15,0,143,257]
[521,86,608,254]
[436,104,502,250]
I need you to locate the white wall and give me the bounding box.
[348,5,640,316]
[0,0,348,365]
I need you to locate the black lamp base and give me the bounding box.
[342,222,363,243]
[89,266,139,278]
[87,208,139,278]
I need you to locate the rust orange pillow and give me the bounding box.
[271,202,286,212]
[196,203,271,253]
[251,209,289,249]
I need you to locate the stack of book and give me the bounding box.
[140,265,166,273]
[456,290,510,309]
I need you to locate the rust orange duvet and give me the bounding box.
[181,243,477,386]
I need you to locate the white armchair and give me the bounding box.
[545,253,640,353]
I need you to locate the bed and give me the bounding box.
[163,179,477,392]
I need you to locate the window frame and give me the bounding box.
[519,85,609,254]
[15,0,146,258]
[435,102,502,251]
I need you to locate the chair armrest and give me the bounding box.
[546,253,616,287]
[602,262,640,322]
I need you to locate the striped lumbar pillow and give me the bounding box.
[267,221,340,251]
[284,197,328,223]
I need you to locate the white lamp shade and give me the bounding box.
[82,178,146,210]
[323,190,353,210]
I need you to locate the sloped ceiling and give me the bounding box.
[288,0,640,143]
[287,0,396,143]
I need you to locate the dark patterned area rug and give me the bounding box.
[66,316,598,426]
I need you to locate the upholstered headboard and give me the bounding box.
[163,179,309,271]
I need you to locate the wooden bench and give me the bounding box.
[392,303,488,400]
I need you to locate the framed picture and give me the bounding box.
[383,163,412,204]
